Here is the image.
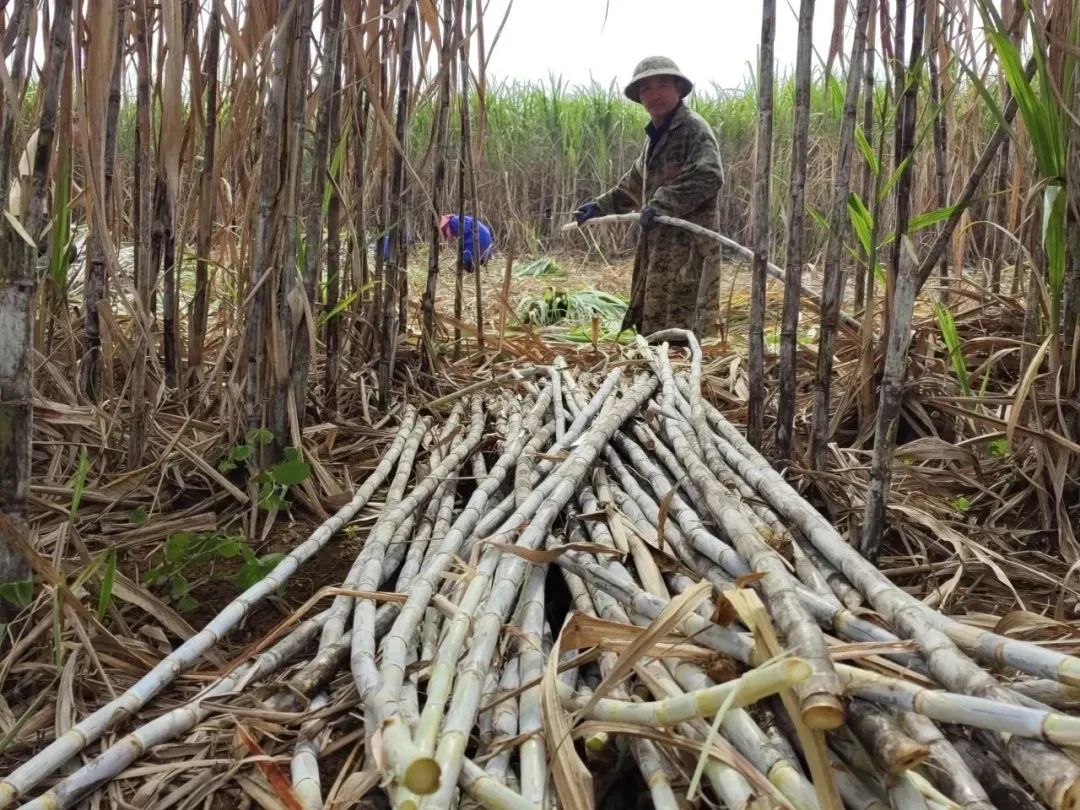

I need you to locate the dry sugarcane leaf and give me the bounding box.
[570,721,797,810]
[234,773,290,810]
[725,589,843,810]
[655,484,681,551]
[1005,334,1054,451]
[234,726,305,810]
[1055,558,1080,624]
[993,610,1080,640]
[559,612,715,662]
[3,209,36,248]
[827,640,920,661]
[479,540,625,565]
[711,594,739,627]
[894,436,981,468]
[893,504,1028,610]
[735,571,767,588]
[542,622,594,809]
[327,770,380,808]
[572,579,713,723]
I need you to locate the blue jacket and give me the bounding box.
[446,216,493,267]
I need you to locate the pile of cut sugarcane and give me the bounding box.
[5,330,1080,810]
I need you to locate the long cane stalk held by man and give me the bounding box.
[564,212,862,333]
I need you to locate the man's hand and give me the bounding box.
[573,201,601,225]
[639,205,658,230]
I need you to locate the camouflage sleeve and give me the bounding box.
[648,129,723,218]
[595,155,644,215]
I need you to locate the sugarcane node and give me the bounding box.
[1058,663,1080,689]
[798,693,845,730]
[403,757,441,795]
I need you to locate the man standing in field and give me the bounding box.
[574,57,724,337]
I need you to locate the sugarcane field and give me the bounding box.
[4,0,1080,807]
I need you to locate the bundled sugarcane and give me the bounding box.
[8,340,1080,810]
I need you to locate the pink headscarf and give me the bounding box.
[439,214,454,241]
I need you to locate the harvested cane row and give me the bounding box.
[4,331,1080,810]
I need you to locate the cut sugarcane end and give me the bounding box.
[1060,780,1080,810]
[584,731,610,753]
[799,694,845,730]
[403,758,441,795]
[1058,661,1080,689]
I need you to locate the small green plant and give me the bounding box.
[950,495,972,514]
[218,431,311,512]
[934,302,971,397]
[233,547,287,591]
[256,447,312,512]
[143,531,283,613]
[517,286,570,324]
[0,580,33,609]
[514,257,565,278]
[218,428,273,474]
[516,287,628,334]
[987,438,1009,458]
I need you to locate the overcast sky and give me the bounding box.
[482,0,842,91]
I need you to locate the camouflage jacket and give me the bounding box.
[596,103,724,336]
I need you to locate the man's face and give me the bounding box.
[639,76,680,121]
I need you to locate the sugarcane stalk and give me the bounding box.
[370,396,553,793]
[795,538,864,610]
[0,411,420,809]
[1008,679,1080,711]
[899,714,993,810]
[321,414,432,646]
[951,739,1043,810]
[484,655,520,783]
[577,480,667,598]
[824,749,889,810]
[424,374,662,807]
[889,771,933,810]
[840,664,1080,747]
[655,377,901,652]
[665,660,819,810]
[389,373,645,802]
[460,758,540,810]
[639,661,772,810]
[292,691,329,810]
[351,402,487,794]
[563,214,860,332]
[906,770,963,809]
[20,609,330,810]
[684,376,1080,688]
[846,698,930,775]
[292,422,435,798]
[557,533,686,810]
[643,335,843,730]
[516,563,548,806]
[553,548,754,662]
[559,657,811,724]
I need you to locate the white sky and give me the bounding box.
[483,0,842,91]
